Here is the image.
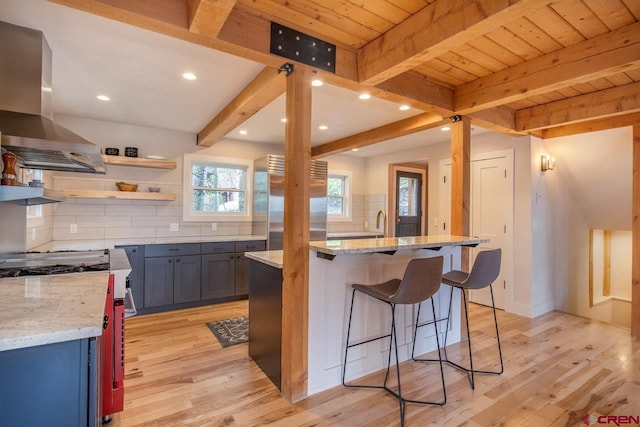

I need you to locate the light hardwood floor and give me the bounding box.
[111,301,639,426]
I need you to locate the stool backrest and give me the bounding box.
[391,256,443,304]
[464,249,502,290]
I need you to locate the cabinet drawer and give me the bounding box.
[235,240,266,252]
[145,243,201,257]
[201,241,235,254]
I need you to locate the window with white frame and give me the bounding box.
[183,154,251,221]
[327,171,351,221]
[21,169,43,220]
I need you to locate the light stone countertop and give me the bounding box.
[31,235,267,252]
[310,235,488,256]
[326,231,383,239]
[245,235,488,269]
[245,250,284,269]
[0,272,109,352]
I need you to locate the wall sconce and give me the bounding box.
[541,155,556,172]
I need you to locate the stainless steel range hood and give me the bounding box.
[0,21,105,174]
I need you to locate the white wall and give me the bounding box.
[541,127,633,327]
[363,130,538,316]
[46,115,282,241]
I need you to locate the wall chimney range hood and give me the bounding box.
[0,20,105,175]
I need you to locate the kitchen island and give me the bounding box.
[0,271,109,426]
[246,235,487,396]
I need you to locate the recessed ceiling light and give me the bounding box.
[399,105,410,111]
[239,130,248,135]
[97,95,110,101]
[182,72,197,80]
[281,118,287,123]
[351,148,359,152]
[318,125,328,130]
[441,126,451,131]
[359,93,371,100]
[311,79,324,87]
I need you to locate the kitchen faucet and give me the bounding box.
[376,209,387,237]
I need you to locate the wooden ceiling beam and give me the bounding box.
[456,22,640,114]
[186,0,237,38]
[311,112,447,158]
[534,112,640,139]
[197,66,286,146]
[50,0,519,135]
[516,81,640,131]
[357,0,551,86]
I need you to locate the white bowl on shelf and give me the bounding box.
[148,187,161,193]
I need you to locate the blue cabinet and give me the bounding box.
[135,239,265,313]
[0,338,100,427]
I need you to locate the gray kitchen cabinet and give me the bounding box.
[235,240,266,295]
[138,240,265,313]
[117,245,145,309]
[0,338,100,427]
[201,253,236,299]
[173,254,202,304]
[144,256,174,308]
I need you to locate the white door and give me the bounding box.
[439,151,513,310]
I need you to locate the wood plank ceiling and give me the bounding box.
[50,0,640,154]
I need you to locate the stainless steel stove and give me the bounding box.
[0,249,131,300]
[0,250,110,278]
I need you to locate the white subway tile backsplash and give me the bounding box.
[53,227,105,241]
[156,225,201,238]
[131,216,179,227]
[76,216,132,228]
[105,227,156,239]
[105,205,157,217]
[54,203,105,216]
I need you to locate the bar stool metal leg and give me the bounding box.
[414,285,504,390]
[343,291,446,426]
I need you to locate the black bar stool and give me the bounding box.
[413,248,503,390]
[342,256,446,426]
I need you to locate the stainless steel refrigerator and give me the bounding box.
[252,154,327,250]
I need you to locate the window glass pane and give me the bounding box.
[192,164,245,190]
[193,190,245,212]
[327,196,344,215]
[327,177,343,196]
[398,177,419,216]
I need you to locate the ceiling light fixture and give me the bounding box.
[359,93,371,100]
[351,148,359,152]
[399,105,410,111]
[440,126,451,131]
[318,125,328,130]
[182,72,197,80]
[281,118,287,123]
[97,95,110,101]
[239,130,248,135]
[311,79,324,87]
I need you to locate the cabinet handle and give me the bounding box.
[132,249,136,253]
[168,259,172,263]
[176,258,181,263]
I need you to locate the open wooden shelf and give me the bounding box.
[102,155,176,170]
[63,189,176,201]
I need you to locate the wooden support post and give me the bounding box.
[450,116,471,270]
[281,64,311,401]
[603,230,611,297]
[632,125,640,338]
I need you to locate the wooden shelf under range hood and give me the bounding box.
[63,189,176,201]
[102,155,176,170]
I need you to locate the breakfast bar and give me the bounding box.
[246,235,487,396]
